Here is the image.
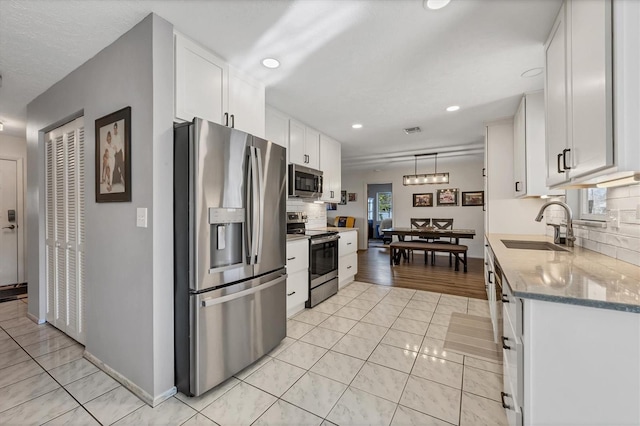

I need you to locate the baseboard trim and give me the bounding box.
[27,312,45,324]
[84,350,176,407]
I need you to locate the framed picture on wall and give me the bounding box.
[462,191,484,206]
[95,106,131,202]
[339,190,347,205]
[436,188,458,206]
[326,203,338,211]
[348,193,357,202]
[412,193,433,207]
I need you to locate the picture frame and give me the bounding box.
[436,188,458,206]
[412,193,433,207]
[339,190,347,205]
[462,191,484,206]
[348,192,357,202]
[95,107,131,202]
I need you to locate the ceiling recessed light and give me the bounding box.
[0,122,3,131]
[446,105,460,112]
[261,58,280,69]
[424,0,451,10]
[521,67,544,78]
[352,123,363,129]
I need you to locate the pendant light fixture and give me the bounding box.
[403,153,450,185]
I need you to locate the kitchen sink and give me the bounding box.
[501,240,569,252]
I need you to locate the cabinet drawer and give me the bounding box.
[338,231,357,255]
[286,269,309,312]
[339,252,357,280]
[286,239,309,273]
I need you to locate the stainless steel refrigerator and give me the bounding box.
[174,118,287,397]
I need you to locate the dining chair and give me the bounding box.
[430,218,454,265]
[408,218,432,260]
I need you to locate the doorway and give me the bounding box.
[366,183,392,248]
[0,158,20,286]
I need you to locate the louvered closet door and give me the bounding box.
[45,117,86,344]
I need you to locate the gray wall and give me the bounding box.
[26,14,174,399]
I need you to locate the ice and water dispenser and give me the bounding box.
[208,208,245,270]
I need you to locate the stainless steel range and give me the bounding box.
[286,212,339,307]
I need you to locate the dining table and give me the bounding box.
[380,227,476,244]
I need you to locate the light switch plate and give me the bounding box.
[136,208,148,228]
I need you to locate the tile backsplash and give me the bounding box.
[546,184,640,266]
[286,199,328,229]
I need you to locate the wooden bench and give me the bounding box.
[389,241,468,272]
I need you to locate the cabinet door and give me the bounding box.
[265,107,289,148]
[175,33,227,125]
[320,134,341,202]
[228,66,265,138]
[288,119,306,166]
[544,7,570,187]
[305,127,320,169]
[513,96,526,197]
[569,0,613,178]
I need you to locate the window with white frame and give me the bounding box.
[580,188,607,221]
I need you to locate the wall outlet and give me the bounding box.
[136,208,148,228]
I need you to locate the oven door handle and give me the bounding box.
[310,236,339,245]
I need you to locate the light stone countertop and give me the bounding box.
[487,233,640,313]
[286,234,309,242]
[316,227,358,233]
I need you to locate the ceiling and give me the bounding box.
[0,0,561,169]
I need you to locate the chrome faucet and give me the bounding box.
[535,201,575,247]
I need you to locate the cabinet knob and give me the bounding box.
[501,294,510,303]
[501,392,512,410]
[230,114,235,128]
[224,112,229,127]
[347,265,352,269]
[287,291,296,296]
[515,181,521,192]
[501,336,511,350]
[487,270,494,284]
[562,148,572,170]
[287,257,295,261]
[557,153,564,174]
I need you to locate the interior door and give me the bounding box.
[0,159,18,285]
[45,117,86,344]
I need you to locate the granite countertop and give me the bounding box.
[487,233,640,313]
[286,234,309,242]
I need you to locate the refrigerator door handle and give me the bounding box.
[245,149,254,264]
[250,147,260,264]
[254,146,265,265]
[200,274,287,307]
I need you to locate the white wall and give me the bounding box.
[26,14,174,402]
[334,155,487,258]
[0,134,27,283]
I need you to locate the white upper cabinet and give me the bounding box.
[514,92,564,198]
[544,3,571,187]
[288,119,320,169]
[545,0,639,187]
[265,106,289,148]
[228,66,266,138]
[174,32,265,137]
[304,127,320,170]
[320,134,342,203]
[175,33,227,126]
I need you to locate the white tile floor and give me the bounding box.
[0,283,507,425]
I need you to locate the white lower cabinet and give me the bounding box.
[338,230,357,288]
[286,239,309,318]
[500,276,640,426]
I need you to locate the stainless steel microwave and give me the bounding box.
[288,164,323,198]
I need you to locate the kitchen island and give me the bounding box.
[486,234,640,426]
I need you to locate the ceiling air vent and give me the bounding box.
[403,126,421,134]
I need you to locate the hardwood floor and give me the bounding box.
[355,245,488,300]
